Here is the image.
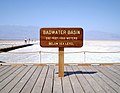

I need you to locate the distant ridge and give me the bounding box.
[85,30,120,40]
[0,25,120,40]
[0,25,39,40]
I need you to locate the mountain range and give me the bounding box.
[0,25,120,40]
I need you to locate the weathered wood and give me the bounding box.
[96,66,120,86]
[0,66,32,93]
[0,66,4,69]
[79,66,106,93]
[87,66,117,93]
[7,66,35,93]
[114,65,120,71]
[21,66,43,93]
[108,66,120,75]
[0,66,21,82]
[0,66,14,77]
[102,66,120,80]
[0,66,25,90]
[31,66,48,93]
[0,66,10,72]
[0,65,120,93]
[53,66,63,93]
[66,66,85,93]
[72,66,95,93]
[93,66,120,93]
[62,66,74,93]
[42,66,54,93]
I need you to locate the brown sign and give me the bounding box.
[40,28,83,47]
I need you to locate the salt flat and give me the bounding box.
[0,40,120,64]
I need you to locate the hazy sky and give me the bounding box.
[0,0,120,36]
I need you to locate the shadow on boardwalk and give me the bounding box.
[56,71,97,77]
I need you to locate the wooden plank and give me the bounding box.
[20,66,43,93]
[0,66,4,69]
[0,66,25,90]
[0,65,119,93]
[31,66,49,93]
[112,65,120,71]
[102,66,120,80]
[93,66,120,93]
[0,66,13,77]
[9,66,37,93]
[0,66,32,93]
[78,66,106,93]
[96,66,120,86]
[114,65,120,71]
[86,66,117,93]
[72,66,95,93]
[108,66,120,75]
[0,66,21,82]
[66,66,85,93]
[53,66,63,93]
[62,66,74,93]
[0,66,10,72]
[42,65,54,93]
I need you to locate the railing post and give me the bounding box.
[39,51,41,63]
[84,51,86,63]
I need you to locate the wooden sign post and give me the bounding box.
[59,47,64,77]
[40,28,83,77]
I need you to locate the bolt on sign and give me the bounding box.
[40,28,83,47]
[40,28,83,77]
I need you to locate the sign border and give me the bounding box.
[40,28,83,48]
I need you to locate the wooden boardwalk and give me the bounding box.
[0,64,120,93]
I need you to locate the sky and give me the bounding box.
[0,0,120,39]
